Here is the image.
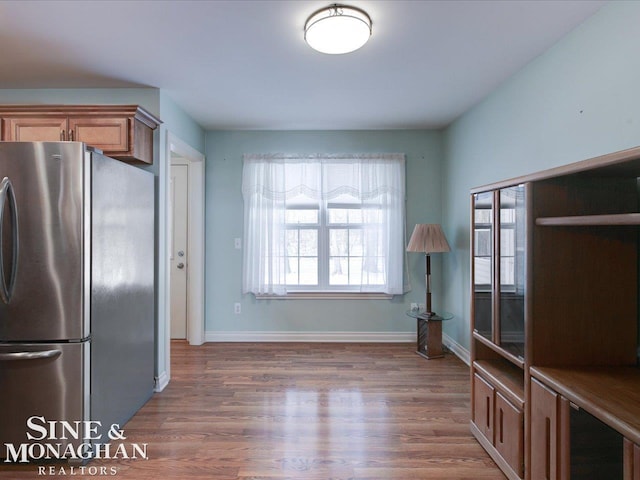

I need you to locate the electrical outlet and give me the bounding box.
[234,303,241,314]
[234,238,242,249]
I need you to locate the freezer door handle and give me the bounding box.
[0,176,19,304]
[0,349,62,361]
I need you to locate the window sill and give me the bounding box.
[255,292,393,300]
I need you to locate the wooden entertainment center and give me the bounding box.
[469,146,640,480]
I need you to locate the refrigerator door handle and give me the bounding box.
[0,349,62,361]
[0,176,19,304]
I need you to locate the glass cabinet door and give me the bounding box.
[499,185,526,359]
[473,191,493,341]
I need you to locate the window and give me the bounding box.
[242,154,405,296]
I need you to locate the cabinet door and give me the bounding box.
[498,185,526,360]
[623,439,640,480]
[3,117,67,141]
[473,374,495,443]
[69,116,129,154]
[495,391,524,478]
[531,378,570,480]
[472,191,494,341]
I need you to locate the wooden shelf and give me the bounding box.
[530,366,640,445]
[473,330,525,369]
[536,213,640,226]
[474,359,525,408]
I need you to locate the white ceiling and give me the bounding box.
[0,0,607,130]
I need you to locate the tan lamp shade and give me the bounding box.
[406,224,450,253]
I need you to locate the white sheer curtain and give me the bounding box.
[242,153,405,295]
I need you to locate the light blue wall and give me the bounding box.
[441,1,640,350]
[205,130,444,335]
[159,91,205,154]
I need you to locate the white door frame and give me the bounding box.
[158,132,205,391]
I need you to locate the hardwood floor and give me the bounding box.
[2,342,505,479]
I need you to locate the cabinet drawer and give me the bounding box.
[3,116,67,141]
[473,373,495,443]
[495,391,524,478]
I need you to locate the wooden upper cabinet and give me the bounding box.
[0,105,161,165]
[4,116,68,142]
[69,117,129,153]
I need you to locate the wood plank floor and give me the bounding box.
[2,342,504,479]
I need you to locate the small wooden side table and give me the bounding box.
[406,310,453,359]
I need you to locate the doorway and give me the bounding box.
[157,133,205,392]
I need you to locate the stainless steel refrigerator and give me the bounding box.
[0,142,155,458]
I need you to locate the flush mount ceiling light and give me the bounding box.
[304,4,372,55]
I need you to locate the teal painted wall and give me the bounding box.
[159,91,205,154]
[441,1,640,350]
[205,130,444,335]
[0,88,159,114]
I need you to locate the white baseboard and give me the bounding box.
[443,333,470,366]
[154,371,169,392]
[202,330,471,365]
[205,331,414,343]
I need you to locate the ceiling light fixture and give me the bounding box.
[304,4,372,55]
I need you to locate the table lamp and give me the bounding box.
[407,224,450,316]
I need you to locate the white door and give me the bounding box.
[170,164,189,339]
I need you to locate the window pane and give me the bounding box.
[348,209,363,224]
[299,229,317,256]
[286,209,319,224]
[349,257,362,285]
[363,208,382,225]
[286,230,298,256]
[349,229,363,256]
[361,257,385,284]
[329,229,348,256]
[328,208,348,224]
[285,257,298,285]
[329,257,348,285]
[299,257,318,285]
